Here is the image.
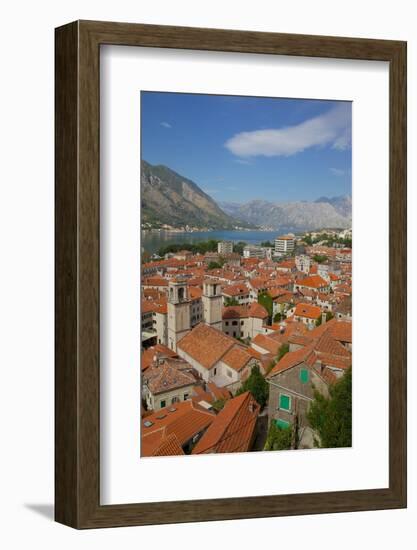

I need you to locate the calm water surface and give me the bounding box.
[141,229,295,255]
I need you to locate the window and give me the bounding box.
[160,400,166,408]
[183,393,189,400]
[227,369,233,378]
[240,320,244,325]
[233,331,236,337]
[300,368,309,384]
[213,368,217,375]
[172,396,179,404]
[275,418,290,429]
[279,394,291,411]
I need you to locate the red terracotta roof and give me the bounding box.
[222,302,268,320]
[328,320,352,343]
[268,319,352,378]
[221,346,253,372]
[248,302,269,319]
[143,359,196,395]
[207,382,232,402]
[152,433,185,456]
[192,392,260,454]
[177,323,235,369]
[189,286,203,300]
[251,334,280,355]
[222,283,249,297]
[267,345,315,378]
[141,345,177,371]
[294,302,322,320]
[141,400,215,457]
[222,305,248,319]
[142,276,169,287]
[296,275,328,289]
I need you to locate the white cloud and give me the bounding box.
[330,167,345,176]
[160,121,172,128]
[225,103,351,157]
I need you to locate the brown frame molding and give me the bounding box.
[55,20,407,529]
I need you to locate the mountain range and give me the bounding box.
[141,160,351,232]
[220,196,351,231]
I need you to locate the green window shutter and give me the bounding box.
[275,418,290,429]
[300,368,309,384]
[279,394,291,410]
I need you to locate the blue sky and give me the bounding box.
[141,92,352,203]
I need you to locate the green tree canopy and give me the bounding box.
[307,367,352,448]
[235,365,269,408]
[157,239,220,257]
[224,297,239,307]
[313,254,328,263]
[273,312,282,323]
[207,261,223,270]
[233,241,247,255]
[258,292,273,322]
[264,422,293,451]
[277,342,289,361]
[211,398,226,412]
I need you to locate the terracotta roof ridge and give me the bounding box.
[190,399,218,417]
[194,392,253,452]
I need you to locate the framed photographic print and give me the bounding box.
[55,20,407,528]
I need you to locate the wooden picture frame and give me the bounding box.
[55,20,407,529]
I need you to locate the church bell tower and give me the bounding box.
[167,279,191,351]
[202,278,223,331]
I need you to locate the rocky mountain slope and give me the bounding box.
[141,161,244,229]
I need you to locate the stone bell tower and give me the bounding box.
[202,278,223,331]
[167,279,191,351]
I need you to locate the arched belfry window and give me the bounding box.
[178,287,185,301]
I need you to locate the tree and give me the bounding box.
[258,292,273,322]
[235,365,269,408]
[313,254,328,264]
[316,311,333,327]
[224,297,239,307]
[273,312,282,323]
[308,368,352,448]
[325,311,334,322]
[212,398,226,412]
[264,422,293,451]
[260,240,274,247]
[207,261,222,270]
[233,241,247,255]
[157,239,221,257]
[277,342,289,361]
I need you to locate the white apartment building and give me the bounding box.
[243,245,270,259]
[217,240,234,255]
[275,235,295,255]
